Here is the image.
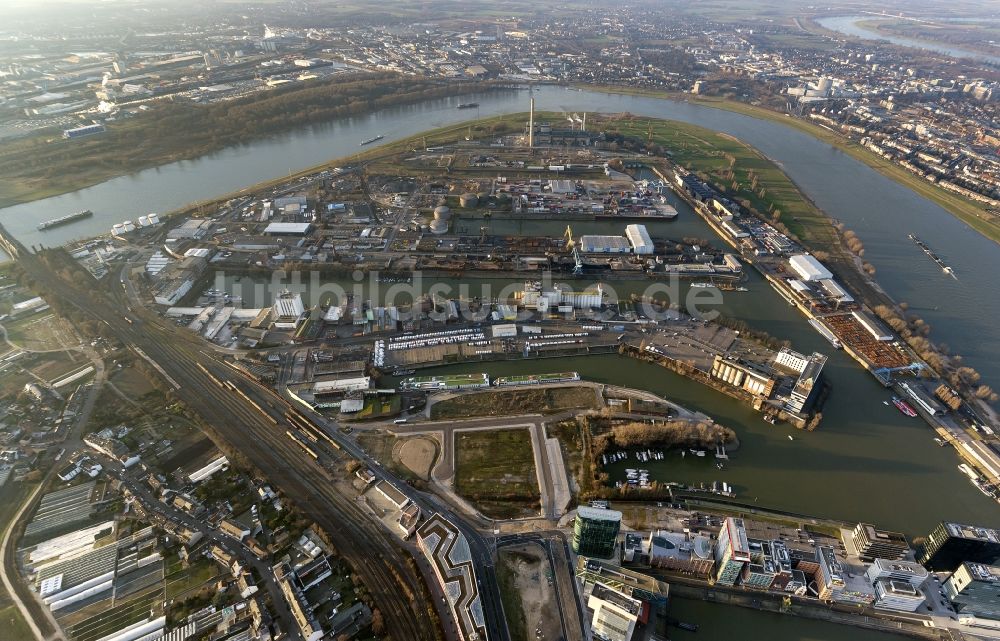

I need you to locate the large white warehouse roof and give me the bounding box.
[788,254,833,281]
[625,224,654,255]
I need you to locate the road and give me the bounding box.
[0,333,107,641]
[94,455,299,638]
[497,531,587,641]
[288,399,513,641]
[389,414,570,520]
[6,243,446,641]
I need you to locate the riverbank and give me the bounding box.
[578,84,1000,246]
[0,75,498,209]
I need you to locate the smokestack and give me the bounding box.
[528,96,535,148]
[582,112,586,132]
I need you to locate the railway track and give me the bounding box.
[16,250,442,641]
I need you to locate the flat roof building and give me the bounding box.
[917,522,1000,572]
[714,517,751,586]
[788,254,833,281]
[573,506,622,559]
[624,225,654,255]
[853,523,910,562]
[264,222,313,236]
[944,562,1000,621]
[873,579,925,612]
[579,235,631,254]
[865,558,928,589]
[588,582,644,641]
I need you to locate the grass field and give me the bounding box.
[354,394,402,420]
[584,85,1000,246]
[0,604,34,641]
[164,558,220,600]
[430,386,598,420]
[356,431,425,482]
[602,114,841,249]
[454,429,540,519]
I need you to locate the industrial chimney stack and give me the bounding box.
[528,96,535,148]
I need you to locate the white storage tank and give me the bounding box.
[137,215,150,227]
[112,223,126,236]
[122,220,136,232]
[147,213,160,225]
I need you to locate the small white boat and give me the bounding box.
[787,435,794,441]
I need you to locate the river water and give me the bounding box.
[817,15,1000,65]
[5,86,999,638]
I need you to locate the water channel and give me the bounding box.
[3,85,998,638]
[817,15,1000,65]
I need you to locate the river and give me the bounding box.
[5,86,999,638]
[5,86,999,396]
[817,15,1000,65]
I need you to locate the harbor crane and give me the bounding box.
[873,362,926,384]
[564,225,584,275]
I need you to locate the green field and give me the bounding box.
[0,74,491,209]
[430,386,598,419]
[164,558,220,600]
[0,605,34,641]
[584,85,1000,246]
[353,394,402,420]
[454,429,540,519]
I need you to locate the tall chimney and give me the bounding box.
[582,112,586,132]
[528,96,535,148]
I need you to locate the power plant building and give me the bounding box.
[573,506,622,559]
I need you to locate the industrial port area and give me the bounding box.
[0,98,998,641]
[2,0,1000,635]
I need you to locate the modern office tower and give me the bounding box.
[714,517,750,586]
[573,506,622,559]
[943,562,1000,621]
[917,522,1000,571]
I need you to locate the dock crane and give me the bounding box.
[873,362,926,385]
[564,225,584,275]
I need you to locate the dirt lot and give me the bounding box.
[454,429,540,519]
[430,385,598,419]
[394,436,438,480]
[108,366,157,399]
[499,544,561,641]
